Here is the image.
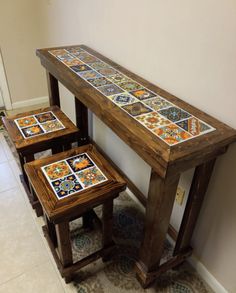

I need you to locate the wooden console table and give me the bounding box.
[36,45,236,287]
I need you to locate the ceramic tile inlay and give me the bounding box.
[77,166,107,188]
[14,111,65,139]
[122,102,152,117]
[87,77,112,88]
[154,124,192,145]
[136,112,171,130]
[49,46,215,145]
[109,93,137,106]
[176,117,211,136]
[98,84,124,96]
[42,153,108,199]
[130,89,156,100]
[143,97,173,111]
[159,107,191,123]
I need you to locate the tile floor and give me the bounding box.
[0,132,79,293]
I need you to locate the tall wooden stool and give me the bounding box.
[24,144,126,282]
[2,106,79,216]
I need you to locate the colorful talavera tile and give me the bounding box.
[71,64,91,73]
[78,70,102,80]
[89,61,110,71]
[158,106,191,122]
[50,49,67,56]
[77,52,99,63]
[51,174,82,198]
[66,154,94,172]
[35,112,56,123]
[22,125,44,138]
[118,81,143,92]
[136,112,171,130]
[41,120,64,133]
[62,59,83,67]
[87,77,112,87]
[57,54,74,61]
[130,89,156,100]
[16,116,37,128]
[43,161,71,180]
[122,102,152,117]
[153,124,192,145]
[77,166,107,188]
[98,84,124,96]
[109,93,137,106]
[176,117,211,136]
[143,97,172,111]
[66,47,84,54]
[107,74,131,84]
[97,68,118,76]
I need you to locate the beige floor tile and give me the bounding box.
[0,261,64,293]
[6,103,49,116]
[0,161,18,193]
[0,218,49,284]
[0,187,31,227]
[0,136,8,163]
[0,137,15,161]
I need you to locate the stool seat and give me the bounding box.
[24,144,126,282]
[2,105,79,216]
[2,105,78,152]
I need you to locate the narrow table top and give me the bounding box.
[36,45,236,178]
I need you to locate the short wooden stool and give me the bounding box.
[24,144,126,282]
[2,106,79,216]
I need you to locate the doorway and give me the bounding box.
[0,49,12,110]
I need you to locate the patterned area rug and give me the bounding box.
[3,132,212,293]
[69,193,212,293]
[0,110,6,131]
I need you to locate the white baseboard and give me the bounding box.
[12,96,49,109]
[188,255,228,293]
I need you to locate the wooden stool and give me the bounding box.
[24,144,126,282]
[2,106,79,216]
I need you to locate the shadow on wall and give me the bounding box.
[192,142,236,266]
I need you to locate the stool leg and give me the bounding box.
[63,143,72,151]
[102,199,114,261]
[52,145,63,154]
[56,222,73,283]
[29,184,43,217]
[19,154,29,186]
[44,213,58,248]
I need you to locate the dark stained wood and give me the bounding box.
[28,144,126,282]
[36,45,236,179]
[75,97,89,144]
[173,159,216,256]
[56,222,73,266]
[36,44,236,288]
[24,144,126,223]
[136,247,192,288]
[45,213,58,247]
[46,71,60,107]
[135,170,180,277]
[2,105,78,152]
[2,105,79,216]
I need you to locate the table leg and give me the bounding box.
[46,71,60,107]
[74,97,89,145]
[173,159,216,256]
[56,221,73,282]
[135,169,180,288]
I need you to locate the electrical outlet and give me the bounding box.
[175,186,185,205]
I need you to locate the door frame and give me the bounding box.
[0,49,12,110]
